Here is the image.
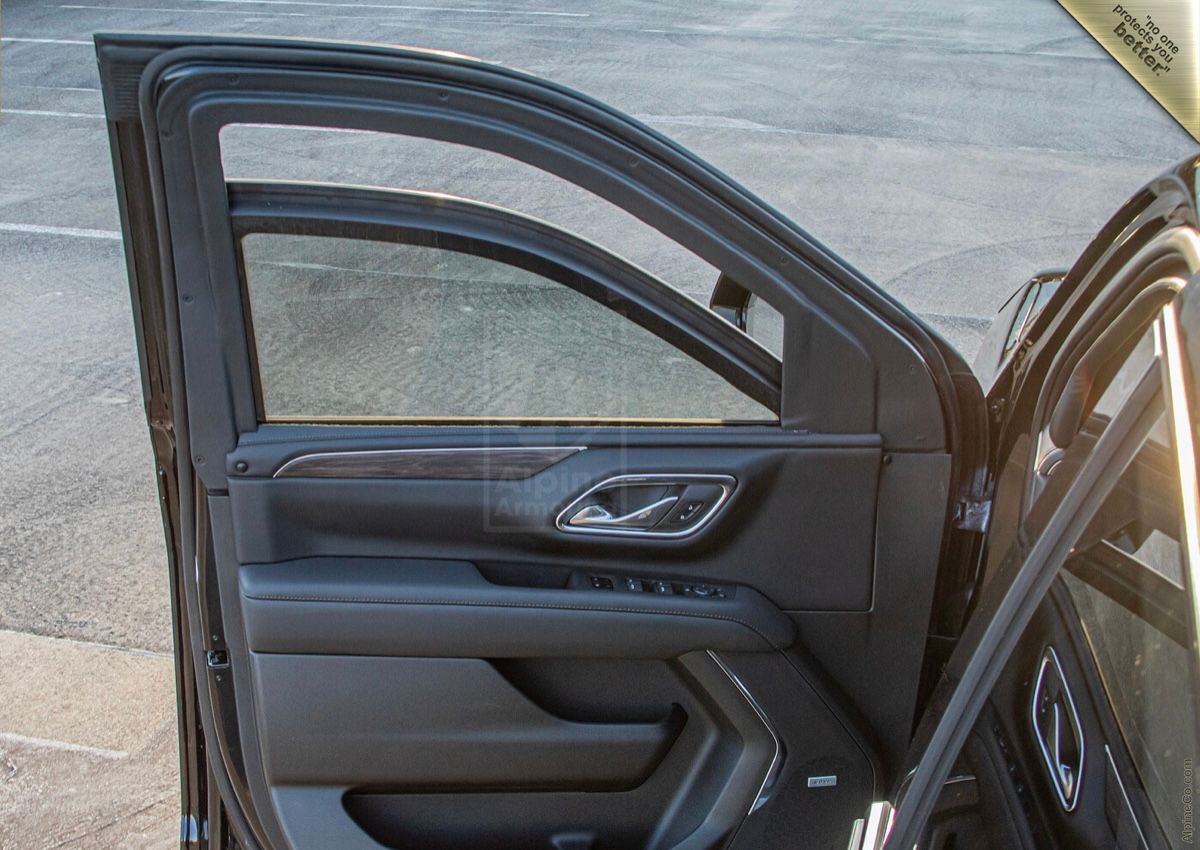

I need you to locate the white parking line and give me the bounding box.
[0,36,92,45]
[0,222,121,240]
[61,3,311,13]
[0,732,129,761]
[59,3,583,24]
[27,85,103,93]
[188,0,588,16]
[3,108,103,119]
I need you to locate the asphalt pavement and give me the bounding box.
[0,0,1196,846]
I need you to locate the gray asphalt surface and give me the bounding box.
[0,0,1196,846]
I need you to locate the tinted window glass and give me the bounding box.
[241,233,774,423]
[1063,405,1197,845]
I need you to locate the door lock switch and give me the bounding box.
[588,575,614,590]
[654,483,727,531]
[658,500,706,529]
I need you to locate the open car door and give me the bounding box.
[96,34,982,850]
[865,167,1200,850]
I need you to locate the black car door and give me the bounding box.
[96,34,979,850]
[878,190,1200,850]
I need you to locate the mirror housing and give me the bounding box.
[973,270,1065,386]
[709,274,784,357]
[709,272,752,331]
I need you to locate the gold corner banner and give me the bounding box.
[1058,1,1199,142]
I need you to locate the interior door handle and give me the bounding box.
[556,474,737,538]
[1031,647,1084,811]
[567,497,679,530]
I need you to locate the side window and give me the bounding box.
[1061,401,1195,843]
[240,232,774,424]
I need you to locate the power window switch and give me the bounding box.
[651,580,675,595]
[625,578,646,592]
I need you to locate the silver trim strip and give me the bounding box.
[859,801,895,850]
[707,650,783,816]
[272,446,584,479]
[555,473,736,539]
[1031,645,1085,812]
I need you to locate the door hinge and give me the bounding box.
[953,498,992,533]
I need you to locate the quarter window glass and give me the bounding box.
[1002,285,1040,360]
[745,297,784,358]
[240,233,774,423]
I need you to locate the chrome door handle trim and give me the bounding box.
[1031,645,1085,811]
[555,473,736,539]
[566,496,679,529]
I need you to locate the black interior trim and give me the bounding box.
[239,558,796,657]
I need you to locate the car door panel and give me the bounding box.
[210,433,951,850]
[226,435,882,612]
[212,425,950,849]
[216,436,885,850]
[97,33,976,850]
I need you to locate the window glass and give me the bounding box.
[745,297,784,359]
[1062,403,1196,845]
[240,233,774,423]
[1002,284,1040,361]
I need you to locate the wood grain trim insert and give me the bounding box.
[272,446,584,480]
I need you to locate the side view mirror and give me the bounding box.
[973,270,1065,386]
[709,273,753,331]
[709,274,784,357]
